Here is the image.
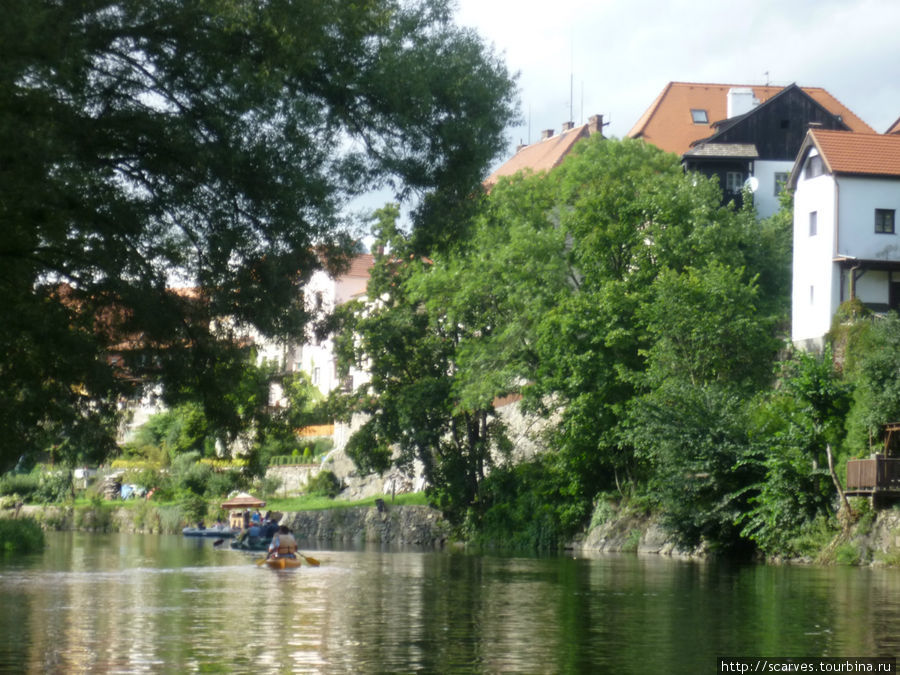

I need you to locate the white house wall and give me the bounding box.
[753,159,794,219]
[835,176,900,261]
[792,160,836,345]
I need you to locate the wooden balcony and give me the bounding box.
[845,455,900,498]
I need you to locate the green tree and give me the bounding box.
[335,206,505,523]
[526,138,786,520]
[0,0,516,471]
[739,347,853,553]
[843,313,900,452]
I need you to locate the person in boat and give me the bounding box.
[267,525,298,559]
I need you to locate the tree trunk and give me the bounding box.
[826,442,853,528]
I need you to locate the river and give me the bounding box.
[0,532,897,673]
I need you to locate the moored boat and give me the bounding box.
[182,524,239,538]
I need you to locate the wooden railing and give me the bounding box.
[846,455,900,493]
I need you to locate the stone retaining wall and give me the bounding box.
[282,504,448,546]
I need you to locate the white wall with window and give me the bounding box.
[792,150,837,347]
[753,159,794,220]
[793,155,900,348]
[836,176,900,260]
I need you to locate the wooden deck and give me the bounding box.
[845,455,900,497]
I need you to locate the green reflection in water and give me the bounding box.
[1,533,899,673]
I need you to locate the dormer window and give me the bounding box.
[690,109,708,124]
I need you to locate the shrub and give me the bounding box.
[180,493,208,526]
[306,470,341,498]
[36,471,74,504]
[0,518,45,555]
[0,473,40,502]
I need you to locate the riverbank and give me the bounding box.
[4,502,450,546]
[574,499,900,566]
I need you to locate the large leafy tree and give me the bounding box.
[0,0,516,471]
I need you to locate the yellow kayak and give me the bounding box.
[264,556,302,569]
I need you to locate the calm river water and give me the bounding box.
[0,531,898,673]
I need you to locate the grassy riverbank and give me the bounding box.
[9,491,432,537]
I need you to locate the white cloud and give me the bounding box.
[455,0,900,159]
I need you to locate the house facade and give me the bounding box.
[790,130,900,349]
[629,82,874,218]
[258,253,375,402]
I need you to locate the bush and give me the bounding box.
[36,471,74,504]
[180,493,208,526]
[0,473,41,502]
[0,518,45,555]
[468,458,576,551]
[306,470,341,498]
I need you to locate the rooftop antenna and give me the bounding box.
[580,80,584,124]
[764,71,770,86]
[566,30,575,123]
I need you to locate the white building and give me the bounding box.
[790,130,900,349]
[259,253,375,403]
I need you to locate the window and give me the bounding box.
[725,172,743,193]
[774,172,789,195]
[806,155,824,179]
[690,109,708,124]
[876,209,895,234]
[809,211,817,236]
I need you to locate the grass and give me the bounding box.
[73,491,430,512]
[266,492,430,512]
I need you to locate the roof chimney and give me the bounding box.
[727,87,759,119]
[541,128,554,140]
[588,114,604,136]
[561,121,574,132]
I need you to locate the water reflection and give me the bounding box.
[1,533,899,673]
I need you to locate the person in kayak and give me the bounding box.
[267,525,298,559]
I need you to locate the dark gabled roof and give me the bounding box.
[628,82,874,155]
[887,116,900,135]
[691,83,850,148]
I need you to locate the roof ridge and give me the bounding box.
[628,81,673,138]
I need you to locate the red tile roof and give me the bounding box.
[345,253,375,278]
[485,124,592,187]
[803,129,900,178]
[887,116,900,135]
[628,82,874,155]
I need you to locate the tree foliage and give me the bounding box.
[0,0,516,471]
[336,137,792,546]
[334,205,504,523]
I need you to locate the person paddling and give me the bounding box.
[267,525,298,560]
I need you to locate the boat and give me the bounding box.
[182,524,239,538]
[264,556,303,570]
[229,522,278,550]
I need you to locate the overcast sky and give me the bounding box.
[453,0,900,161]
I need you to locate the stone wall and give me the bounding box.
[266,464,320,495]
[282,504,448,546]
